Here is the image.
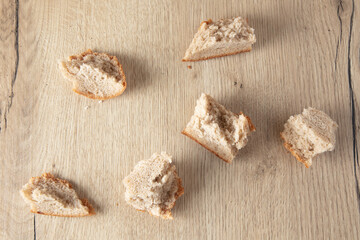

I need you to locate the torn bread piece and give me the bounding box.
[280,107,338,168]
[182,93,255,163]
[182,16,256,61]
[60,49,126,100]
[20,173,95,217]
[123,152,184,219]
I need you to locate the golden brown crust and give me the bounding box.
[65,49,127,100]
[175,174,185,199]
[72,82,126,100]
[280,133,311,168]
[81,198,96,216]
[240,112,256,132]
[28,173,96,217]
[194,19,213,32]
[181,130,232,163]
[182,47,252,62]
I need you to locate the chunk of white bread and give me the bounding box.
[20,173,95,217]
[123,152,184,219]
[280,107,338,168]
[182,93,255,163]
[60,49,126,100]
[182,16,256,61]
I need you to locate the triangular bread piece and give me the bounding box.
[280,107,338,167]
[20,173,95,217]
[123,152,184,219]
[60,49,126,100]
[182,93,255,163]
[182,17,256,61]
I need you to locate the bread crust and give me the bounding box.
[280,133,311,168]
[182,18,253,62]
[182,47,252,62]
[63,49,127,100]
[182,129,232,163]
[182,113,255,163]
[26,173,96,217]
[240,112,256,132]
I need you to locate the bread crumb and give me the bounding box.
[234,81,237,86]
[20,173,95,217]
[60,49,126,100]
[182,93,255,163]
[84,106,90,110]
[280,107,338,167]
[123,152,184,219]
[187,65,192,69]
[182,16,256,61]
[98,100,104,104]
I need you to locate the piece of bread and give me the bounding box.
[60,49,126,100]
[280,107,338,168]
[182,93,255,163]
[182,17,256,62]
[123,152,184,219]
[20,173,95,217]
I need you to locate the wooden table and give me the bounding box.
[1,0,359,239]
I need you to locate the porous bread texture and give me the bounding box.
[123,152,184,219]
[60,49,126,100]
[182,16,256,61]
[182,93,255,163]
[20,173,95,217]
[280,107,338,168]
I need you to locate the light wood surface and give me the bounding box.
[1,0,359,239]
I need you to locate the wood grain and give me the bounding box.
[0,0,359,239]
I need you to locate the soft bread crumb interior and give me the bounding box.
[183,17,256,60]
[20,173,91,216]
[61,52,125,98]
[185,93,253,159]
[123,152,183,219]
[281,107,338,166]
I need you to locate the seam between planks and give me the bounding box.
[347,0,360,214]
[334,0,343,73]
[34,215,36,240]
[3,0,20,132]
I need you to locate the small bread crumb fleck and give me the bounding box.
[84,106,90,110]
[187,65,192,69]
[98,100,104,104]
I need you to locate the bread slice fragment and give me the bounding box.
[280,107,338,168]
[20,173,95,217]
[182,17,256,61]
[123,152,184,219]
[182,93,255,163]
[60,49,126,100]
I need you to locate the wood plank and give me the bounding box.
[0,0,34,239]
[0,0,359,239]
